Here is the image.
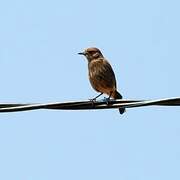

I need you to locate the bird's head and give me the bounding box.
[78,47,103,62]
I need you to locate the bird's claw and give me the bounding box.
[89,98,96,107]
[103,97,111,105]
[89,98,96,102]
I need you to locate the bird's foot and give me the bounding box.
[103,97,111,105]
[89,98,97,107]
[89,97,97,102]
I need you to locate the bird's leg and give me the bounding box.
[89,92,103,102]
[104,91,113,105]
[89,92,103,107]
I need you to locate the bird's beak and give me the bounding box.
[78,52,86,56]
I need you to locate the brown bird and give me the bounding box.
[78,47,125,114]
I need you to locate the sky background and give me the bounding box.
[0,0,180,179]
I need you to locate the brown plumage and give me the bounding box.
[78,47,125,114]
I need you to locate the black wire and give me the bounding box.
[0,97,179,113]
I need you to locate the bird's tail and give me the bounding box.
[112,90,126,114]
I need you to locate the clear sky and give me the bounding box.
[0,0,180,179]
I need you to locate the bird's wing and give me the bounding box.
[101,59,117,88]
[89,59,117,89]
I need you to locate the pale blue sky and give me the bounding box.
[0,0,180,179]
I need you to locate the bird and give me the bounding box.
[78,47,125,114]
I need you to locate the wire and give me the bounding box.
[0,97,179,113]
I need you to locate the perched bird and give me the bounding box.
[78,47,125,114]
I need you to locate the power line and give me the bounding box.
[0,97,179,113]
